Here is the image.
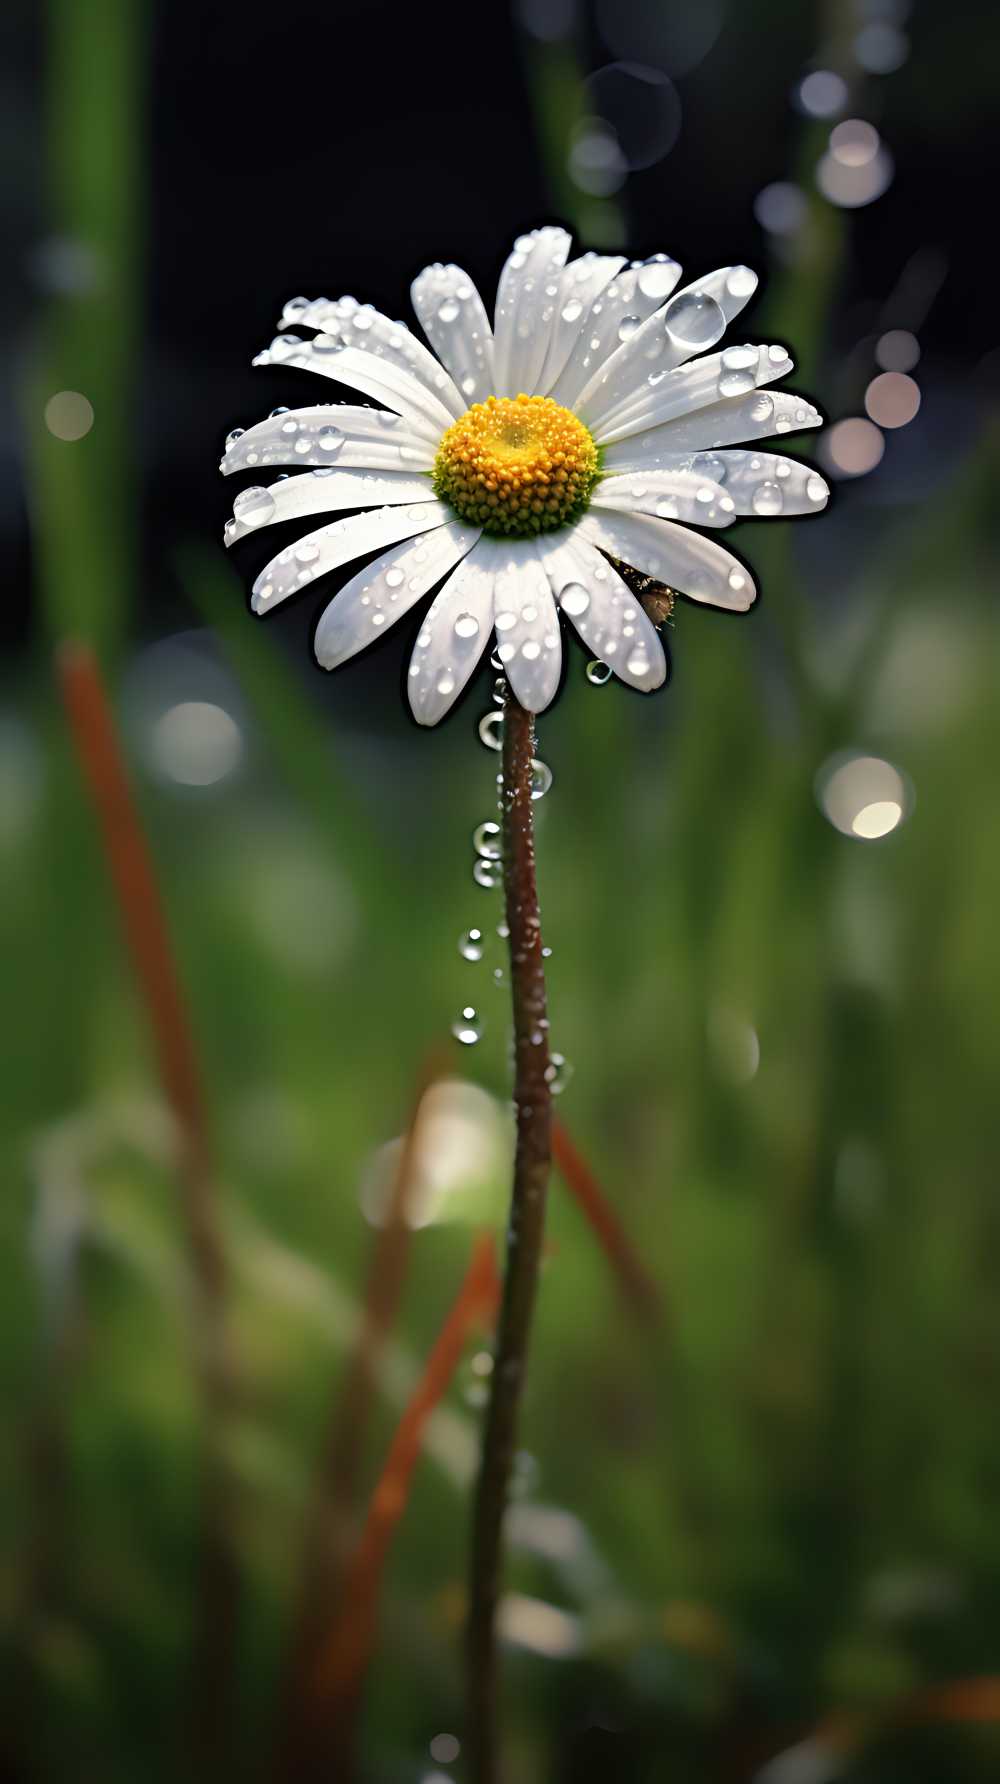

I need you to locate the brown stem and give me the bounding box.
[56,641,237,1777]
[466,690,553,1784]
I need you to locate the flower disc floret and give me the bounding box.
[433,393,600,537]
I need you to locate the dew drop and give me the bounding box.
[385,567,405,588]
[437,298,460,323]
[530,759,553,800]
[636,255,679,301]
[807,475,828,503]
[626,648,650,677]
[521,639,541,660]
[454,611,480,640]
[232,486,276,528]
[618,314,642,343]
[495,609,517,632]
[294,541,321,564]
[436,670,456,696]
[225,426,245,448]
[544,1052,573,1095]
[473,820,502,860]
[664,290,726,350]
[492,676,507,706]
[478,711,504,751]
[750,392,775,423]
[751,480,783,515]
[726,265,757,299]
[560,298,583,323]
[473,857,503,889]
[559,582,590,617]
[586,660,612,685]
[452,1006,481,1045]
[318,425,344,454]
[459,928,484,961]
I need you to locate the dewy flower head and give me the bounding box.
[221,226,828,724]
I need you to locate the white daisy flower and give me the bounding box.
[221,226,827,725]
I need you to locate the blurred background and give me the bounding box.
[3,0,1000,1778]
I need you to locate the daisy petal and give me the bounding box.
[577,508,756,611]
[487,540,563,714]
[252,501,450,615]
[221,406,435,476]
[548,257,680,409]
[493,226,571,399]
[693,450,829,516]
[601,390,824,468]
[537,531,667,692]
[594,470,734,528]
[535,252,627,395]
[266,300,464,417]
[593,343,795,446]
[575,265,759,431]
[226,469,434,545]
[257,338,453,439]
[314,521,481,670]
[411,264,496,407]
[407,541,495,725]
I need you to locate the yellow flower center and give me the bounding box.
[432,393,600,537]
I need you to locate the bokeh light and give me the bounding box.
[754,182,808,236]
[816,144,894,207]
[817,752,910,840]
[820,417,885,477]
[150,700,243,787]
[583,63,681,170]
[594,0,723,77]
[864,371,921,427]
[795,70,848,117]
[854,22,910,72]
[875,328,920,371]
[44,390,94,440]
[568,119,627,196]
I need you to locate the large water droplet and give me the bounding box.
[437,298,460,323]
[452,1006,481,1045]
[559,582,590,617]
[726,265,757,299]
[473,821,502,860]
[318,425,344,453]
[637,256,680,301]
[530,759,553,800]
[454,611,480,640]
[751,480,783,515]
[617,314,642,343]
[664,290,726,350]
[459,927,484,961]
[586,660,612,685]
[478,711,504,752]
[225,426,245,448]
[233,486,276,528]
[560,298,584,323]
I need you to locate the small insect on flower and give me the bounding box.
[221,228,828,723]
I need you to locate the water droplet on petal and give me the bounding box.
[586,660,612,685]
[559,582,590,617]
[561,298,583,323]
[751,480,783,515]
[454,611,480,640]
[664,290,726,350]
[318,425,344,454]
[636,255,680,301]
[233,486,276,528]
[726,265,757,298]
[225,426,245,448]
[618,314,642,343]
[437,298,460,323]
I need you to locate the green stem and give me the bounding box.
[466,690,553,1784]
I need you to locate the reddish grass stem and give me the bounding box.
[466,690,553,1784]
[552,1118,661,1323]
[56,641,236,1774]
[292,1234,499,1779]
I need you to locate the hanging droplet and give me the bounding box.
[545,1052,573,1095]
[473,820,502,859]
[478,711,504,752]
[473,857,503,889]
[530,759,553,800]
[459,927,484,961]
[452,1006,481,1045]
[225,426,245,448]
[586,660,612,685]
[492,676,507,706]
[492,965,506,989]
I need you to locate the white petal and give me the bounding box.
[256,338,453,440]
[314,521,481,670]
[221,406,435,476]
[407,541,495,725]
[411,264,496,407]
[574,265,759,432]
[492,226,571,398]
[490,540,563,713]
[534,252,626,395]
[690,450,829,516]
[225,468,434,544]
[252,502,450,614]
[592,343,796,446]
[547,257,680,410]
[594,470,733,528]
[601,390,824,468]
[265,301,464,417]
[537,531,667,692]
[577,508,756,611]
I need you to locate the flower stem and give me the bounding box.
[467,689,553,1784]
